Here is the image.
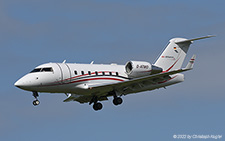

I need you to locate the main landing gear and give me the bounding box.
[113,96,123,106]
[90,93,123,111]
[93,102,103,111]
[32,91,40,106]
[110,91,123,106]
[90,96,103,111]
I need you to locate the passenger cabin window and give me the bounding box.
[95,71,98,75]
[102,72,105,75]
[109,72,112,75]
[81,71,84,75]
[116,72,119,76]
[88,71,91,75]
[30,67,53,73]
[74,71,77,75]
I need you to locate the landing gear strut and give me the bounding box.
[32,91,40,106]
[90,96,103,111]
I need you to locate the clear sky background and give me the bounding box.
[0,0,224,140]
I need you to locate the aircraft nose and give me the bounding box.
[14,75,34,89]
[14,79,26,88]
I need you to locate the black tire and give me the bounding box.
[116,97,123,105]
[32,100,40,106]
[93,104,98,111]
[33,101,36,106]
[96,103,103,110]
[113,99,118,105]
[113,97,123,106]
[93,102,103,111]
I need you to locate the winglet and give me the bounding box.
[175,35,215,44]
[185,55,196,70]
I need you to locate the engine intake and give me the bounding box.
[125,61,162,78]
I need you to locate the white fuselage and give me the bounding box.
[15,62,184,96]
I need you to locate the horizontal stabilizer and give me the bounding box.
[175,35,215,44]
[185,55,196,70]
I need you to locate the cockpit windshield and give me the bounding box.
[30,67,53,73]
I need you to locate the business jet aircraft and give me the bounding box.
[14,35,214,111]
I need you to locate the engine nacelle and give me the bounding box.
[125,61,162,78]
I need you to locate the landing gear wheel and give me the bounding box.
[32,91,40,106]
[113,97,123,106]
[93,102,103,111]
[33,100,40,106]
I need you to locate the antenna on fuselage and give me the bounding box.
[90,61,94,64]
[62,60,66,63]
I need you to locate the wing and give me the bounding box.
[63,68,190,103]
[64,94,108,104]
[64,55,195,103]
[89,67,191,91]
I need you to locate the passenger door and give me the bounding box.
[57,63,71,83]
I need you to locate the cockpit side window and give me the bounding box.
[41,67,53,72]
[30,68,41,73]
[30,67,53,73]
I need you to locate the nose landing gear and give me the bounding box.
[32,91,40,106]
[33,100,40,106]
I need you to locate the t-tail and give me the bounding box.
[154,35,215,72]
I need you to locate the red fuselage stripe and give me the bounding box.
[69,77,124,84]
[40,77,125,87]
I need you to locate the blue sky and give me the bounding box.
[0,0,225,140]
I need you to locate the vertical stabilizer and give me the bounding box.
[154,38,191,71]
[154,35,214,72]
